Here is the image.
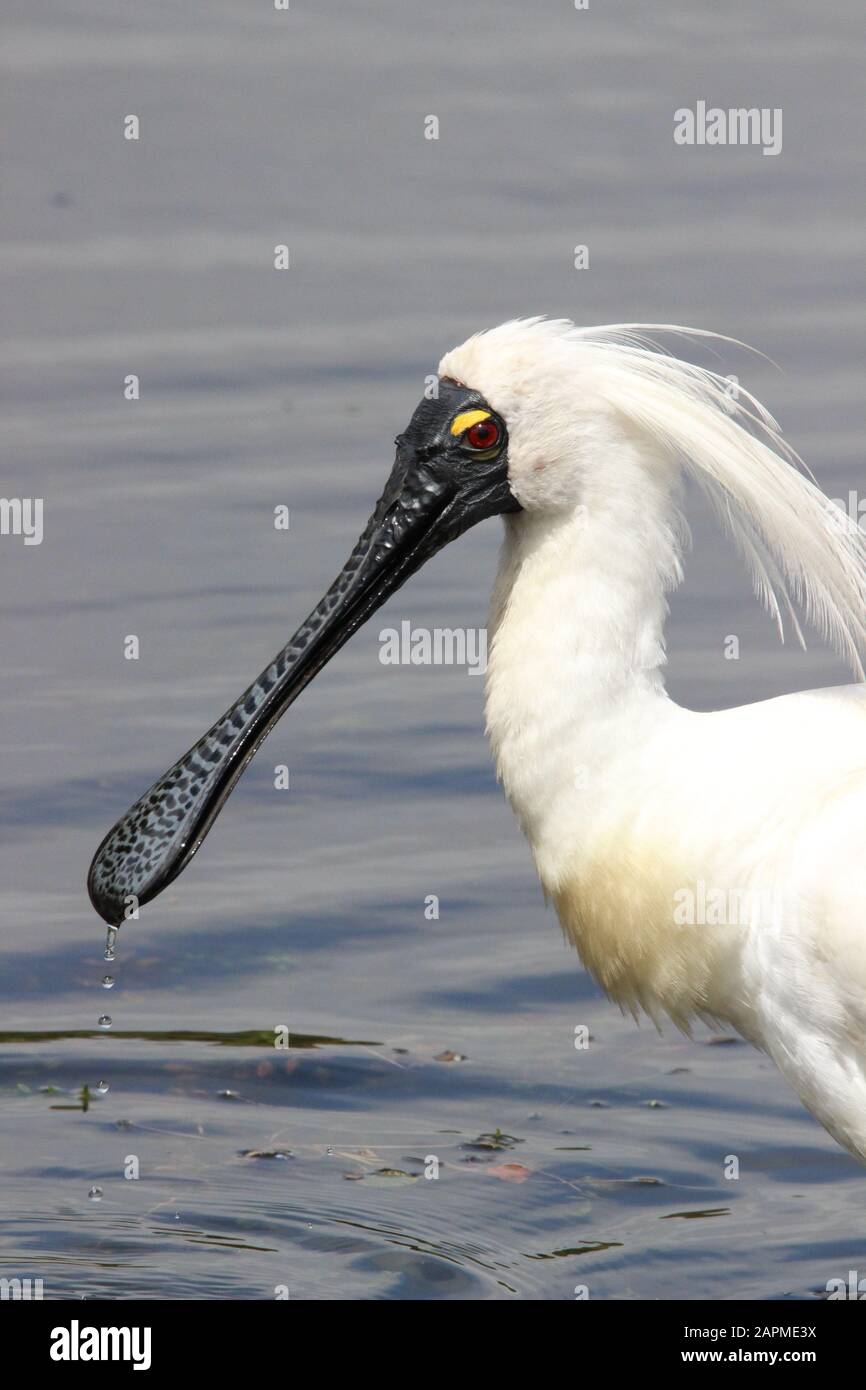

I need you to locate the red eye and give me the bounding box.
[465,418,501,450]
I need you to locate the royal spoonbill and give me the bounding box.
[89,318,866,1161]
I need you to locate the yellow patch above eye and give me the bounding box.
[450,409,491,436]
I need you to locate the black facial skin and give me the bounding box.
[87,379,520,927]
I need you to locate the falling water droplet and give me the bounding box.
[97,1015,112,1030]
[101,975,115,990]
[88,1186,103,1202]
[104,926,117,962]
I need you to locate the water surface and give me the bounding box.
[1,0,864,1299]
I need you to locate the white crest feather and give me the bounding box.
[449,317,866,677]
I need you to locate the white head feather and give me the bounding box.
[440,317,866,677]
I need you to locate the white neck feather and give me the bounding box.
[485,441,684,885]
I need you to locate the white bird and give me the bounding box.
[89,317,866,1162]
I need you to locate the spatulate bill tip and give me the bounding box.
[87,859,137,928]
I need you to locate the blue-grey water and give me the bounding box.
[1,0,864,1300]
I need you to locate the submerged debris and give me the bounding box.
[462,1127,524,1153]
[344,1167,418,1185]
[240,1149,294,1161]
[50,1084,93,1113]
[487,1163,531,1183]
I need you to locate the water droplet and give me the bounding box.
[88,1186,103,1202]
[101,975,115,990]
[97,1015,112,1030]
[104,926,117,962]
[94,1081,109,1096]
